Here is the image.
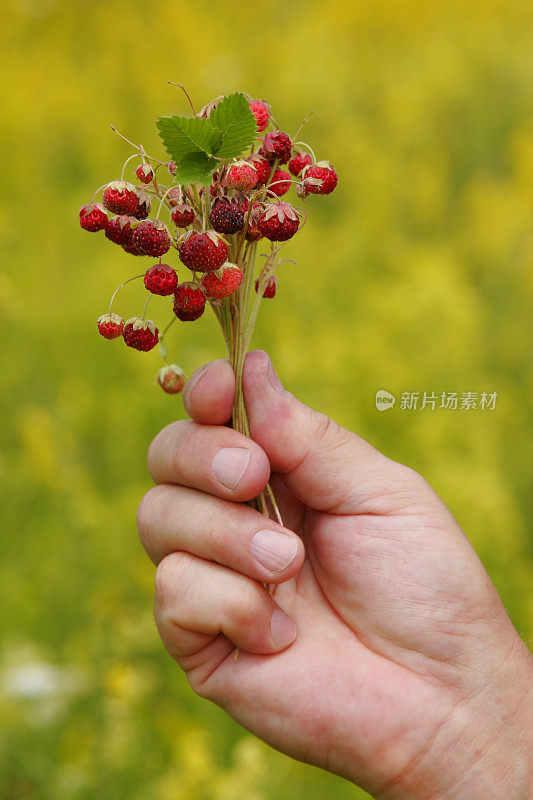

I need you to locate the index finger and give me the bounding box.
[147,420,271,502]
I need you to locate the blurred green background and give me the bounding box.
[1,0,532,797]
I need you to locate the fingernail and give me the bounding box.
[251,530,298,573]
[271,608,297,648]
[212,447,251,489]
[183,363,210,407]
[267,360,285,394]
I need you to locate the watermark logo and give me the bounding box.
[375,389,396,411]
[375,391,498,411]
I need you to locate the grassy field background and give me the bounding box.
[1,0,532,797]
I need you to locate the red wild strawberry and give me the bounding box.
[79,203,108,232]
[208,172,222,200]
[209,198,244,234]
[247,154,271,186]
[240,200,263,241]
[224,161,258,192]
[105,215,136,246]
[269,169,291,196]
[295,180,308,199]
[122,318,159,351]
[167,161,177,176]
[201,265,243,299]
[102,181,139,215]
[132,191,151,220]
[301,161,338,195]
[260,131,292,164]
[144,263,178,296]
[156,364,186,394]
[171,203,196,228]
[288,152,313,177]
[122,241,144,256]
[132,220,171,257]
[249,99,270,132]
[136,163,154,184]
[173,282,206,321]
[245,220,263,241]
[257,202,300,242]
[178,230,229,273]
[97,313,124,339]
[166,188,181,207]
[255,276,277,298]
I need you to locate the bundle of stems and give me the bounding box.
[205,190,285,523]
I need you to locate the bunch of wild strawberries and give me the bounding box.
[79,94,337,395]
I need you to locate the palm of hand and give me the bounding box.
[190,478,492,796]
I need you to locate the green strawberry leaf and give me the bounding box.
[156,93,256,186]
[156,115,223,161]
[174,151,219,186]
[209,92,257,160]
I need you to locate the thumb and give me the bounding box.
[243,350,421,514]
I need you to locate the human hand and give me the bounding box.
[137,351,532,800]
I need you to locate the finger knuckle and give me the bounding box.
[204,508,234,558]
[396,464,433,495]
[154,552,194,609]
[147,424,173,473]
[136,485,164,546]
[171,422,197,475]
[136,494,151,542]
[147,420,193,475]
[186,671,212,700]
[231,582,265,628]
[310,410,334,442]
[374,461,438,513]
[311,412,353,456]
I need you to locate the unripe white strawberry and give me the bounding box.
[156,364,186,394]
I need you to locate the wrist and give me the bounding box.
[382,628,533,800]
[438,655,532,800]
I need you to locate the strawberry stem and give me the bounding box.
[167,82,196,115]
[108,274,144,314]
[140,293,151,320]
[160,315,177,340]
[243,248,279,354]
[291,109,315,142]
[158,316,177,365]
[90,183,110,203]
[292,141,317,163]
[202,186,210,229]
[213,234,283,524]
[265,483,283,526]
[268,178,300,191]
[120,153,141,181]
[155,185,178,219]
[110,125,167,165]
